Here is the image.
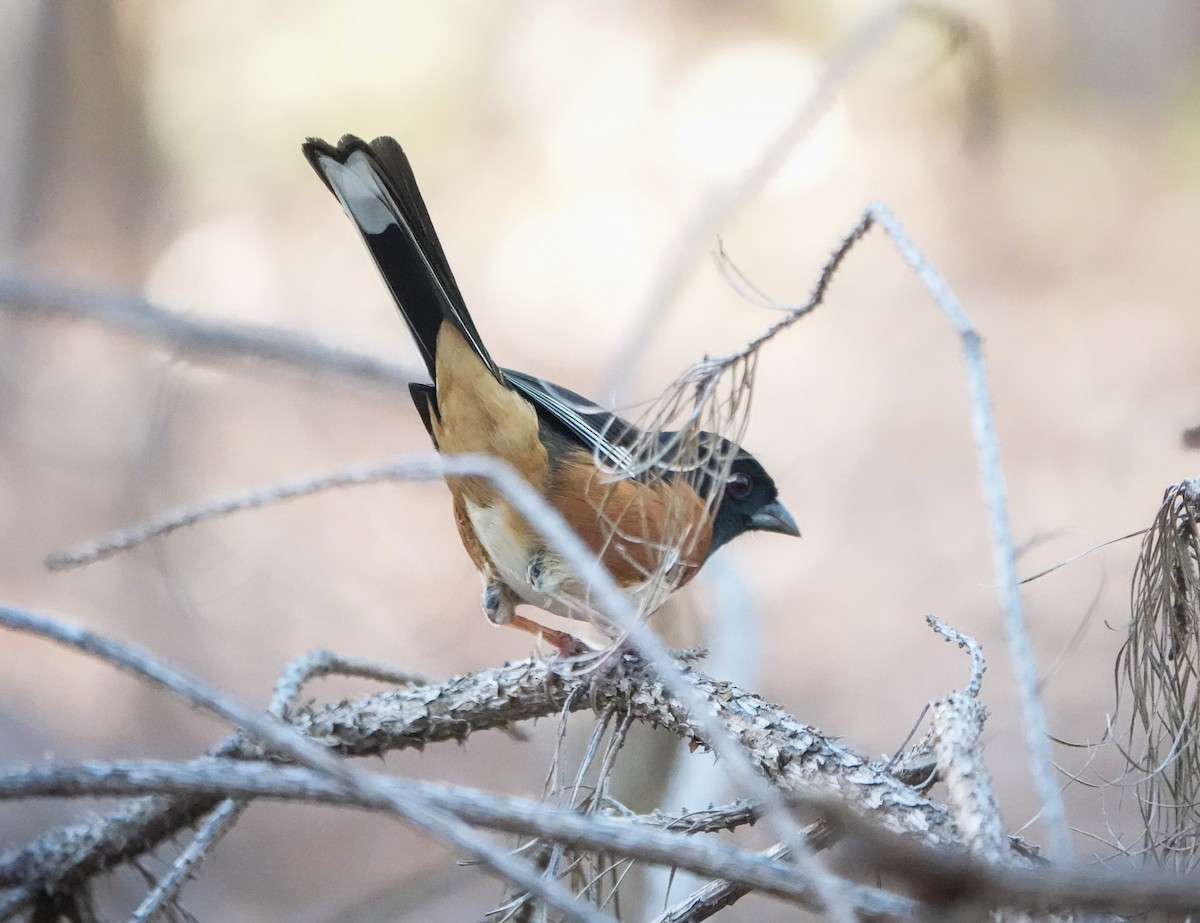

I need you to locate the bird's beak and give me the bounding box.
[748,501,800,538]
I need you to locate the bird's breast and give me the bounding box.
[462,493,698,627]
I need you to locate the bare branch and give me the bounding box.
[128,798,243,923]
[46,448,864,920]
[0,631,960,914]
[296,653,959,838]
[825,798,1200,917]
[648,802,759,836]
[867,203,1071,859]
[924,617,1005,861]
[0,760,861,912]
[0,272,421,389]
[0,791,228,917]
[602,1,998,395]
[48,460,431,571]
[16,759,1200,918]
[0,605,617,923]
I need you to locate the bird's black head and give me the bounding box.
[670,433,797,555]
[707,448,799,554]
[638,430,799,558]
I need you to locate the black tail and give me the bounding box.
[302,135,498,383]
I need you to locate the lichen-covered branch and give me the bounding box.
[0,649,959,913]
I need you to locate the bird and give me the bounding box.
[302,134,799,651]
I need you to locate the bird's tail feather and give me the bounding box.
[302,134,498,382]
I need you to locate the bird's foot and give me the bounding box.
[482,581,515,625]
[525,549,550,594]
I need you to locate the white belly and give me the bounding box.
[464,500,567,616]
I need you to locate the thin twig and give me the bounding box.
[924,618,1005,861]
[1017,528,1147,586]
[0,272,420,389]
[602,1,997,396]
[48,461,428,570]
[124,649,429,916]
[270,649,433,719]
[128,798,244,923]
[927,614,986,700]
[650,802,759,837]
[868,202,1071,859]
[649,843,793,923]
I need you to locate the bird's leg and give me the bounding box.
[507,614,593,657]
[480,565,591,655]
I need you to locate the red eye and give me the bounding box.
[725,472,752,500]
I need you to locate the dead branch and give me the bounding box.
[0,759,899,913]
[0,606,618,923]
[47,460,437,571]
[0,271,421,390]
[0,627,957,913]
[869,202,1071,859]
[601,0,998,396]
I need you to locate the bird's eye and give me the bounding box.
[725,472,752,501]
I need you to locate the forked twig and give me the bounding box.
[270,649,434,719]
[126,648,435,919]
[669,201,1067,857]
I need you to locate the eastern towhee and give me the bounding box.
[303,135,798,649]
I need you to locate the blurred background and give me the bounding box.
[2,0,1199,919]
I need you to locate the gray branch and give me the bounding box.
[0,759,899,914]
[0,647,957,909]
[11,759,1200,918]
[0,605,616,923]
[0,271,421,389]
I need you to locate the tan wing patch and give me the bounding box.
[432,320,711,619]
[430,322,550,506]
